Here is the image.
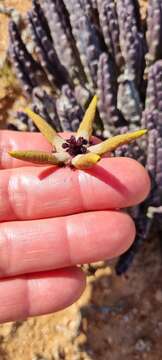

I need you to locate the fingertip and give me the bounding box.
[99,211,136,258]
[67,267,87,304]
[100,157,151,207]
[0,268,87,323]
[28,267,86,316]
[123,157,151,205]
[53,267,87,308]
[116,212,136,256]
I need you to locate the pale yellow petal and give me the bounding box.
[76,95,97,140]
[88,129,148,155]
[24,108,64,151]
[72,152,100,169]
[9,150,69,165]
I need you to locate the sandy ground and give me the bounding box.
[1,1,162,360]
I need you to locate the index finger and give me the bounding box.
[0,130,99,169]
[0,157,150,221]
[0,130,52,169]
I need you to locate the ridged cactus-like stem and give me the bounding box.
[145,61,162,133]
[116,0,144,83]
[117,76,143,125]
[28,4,69,89]
[146,0,162,66]
[31,87,62,131]
[64,0,102,89]
[56,85,84,131]
[97,0,123,70]
[9,21,42,94]
[97,52,120,136]
[41,0,83,83]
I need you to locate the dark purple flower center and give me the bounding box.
[62,135,88,156]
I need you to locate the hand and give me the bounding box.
[0,131,150,323]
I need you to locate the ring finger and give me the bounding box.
[0,268,85,323]
[0,210,135,277]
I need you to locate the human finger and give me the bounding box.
[0,130,99,169]
[0,211,135,277]
[0,157,150,222]
[0,267,85,323]
[0,130,52,169]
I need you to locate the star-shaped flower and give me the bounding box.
[9,96,147,169]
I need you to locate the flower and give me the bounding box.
[9,96,147,170]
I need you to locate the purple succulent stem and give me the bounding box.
[28,6,70,89]
[156,137,162,197]
[79,0,101,35]
[80,0,96,16]
[31,87,62,131]
[64,0,102,89]
[9,20,42,95]
[146,129,157,178]
[41,0,85,84]
[145,61,162,130]
[116,0,145,84]
[146,129,162,207]
[97,0,123,70]
[146,0,162,66]
[56,85,84,132]
[141,110,158,132]
[32,0,52,40]
[116,210,153,275]
[97,52,122,137]
[115,126,146,165]
[7,112,30,131]
[117,75,143,125]
[90,0,97,10]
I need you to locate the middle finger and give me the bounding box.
[0,211,135,277]
[0,157,150,221]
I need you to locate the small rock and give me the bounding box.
[134,338,151,353]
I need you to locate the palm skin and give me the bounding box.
[0,130,150,323]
